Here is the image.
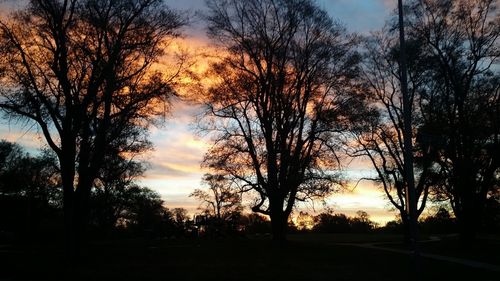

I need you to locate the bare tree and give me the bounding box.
[0,0,184,255]
[172,207,188,225]
[190,173,242,222]
[350,31,443,240]
[201,0,363,241]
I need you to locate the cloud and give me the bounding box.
[139,99,210,201]
[161,193,200,213]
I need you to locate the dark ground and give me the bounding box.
[0,233,499,281]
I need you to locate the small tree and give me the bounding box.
[172,207,189,225]
[350,210,376,232]
[312,212,351,233]
[90,151,147,234]
[419,207,457,234]
[121,185,166,234]
[190,173,242,222]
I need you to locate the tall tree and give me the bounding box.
[202,0,363,241]
[0,0,184,254]
[405,0,500,241]
[350,32,443,240]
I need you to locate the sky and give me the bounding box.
[0,0,406,225]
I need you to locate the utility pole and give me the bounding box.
[397,0,420,277]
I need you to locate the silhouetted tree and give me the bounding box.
[350,31,444,240]
[90,152,147,235]
[191,173,242,221]
[0,140,61,238]
[191,174,244,236]
[312,210,376,233]
[350,210,377,232]
[172,207,188,225]
[94,183,183,238]
[313,212,350,233]
[120,185,167,236]
[405,0,500,241]
[240,213,272,235]
[0,0,184,254]
[382,217,404,234]
[201,0,363,242]
[0,140,25,195]
[419,207,457,234]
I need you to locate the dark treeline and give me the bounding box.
[0,0,498,258]
[0,139,189,241]
[2,139,497,243]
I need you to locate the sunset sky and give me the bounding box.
[0,0,409,225]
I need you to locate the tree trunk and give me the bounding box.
[269,198,288,245]
[457,169,479,244]
[61,165,76,260]
[60,159,93,260]
[400,210,412,244]
[74,175,93,256]
[270,212,287,243]
[458,194,479,244]
[459,214,476,243]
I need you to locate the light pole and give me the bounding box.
[397,0,420,275]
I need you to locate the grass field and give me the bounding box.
[0,233,499,281]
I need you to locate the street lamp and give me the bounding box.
[397,0,420,278]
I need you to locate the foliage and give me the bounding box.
[239,213,272,235]
[418,207,458,234]
[0,140,62,238]
[312,210,376,233]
